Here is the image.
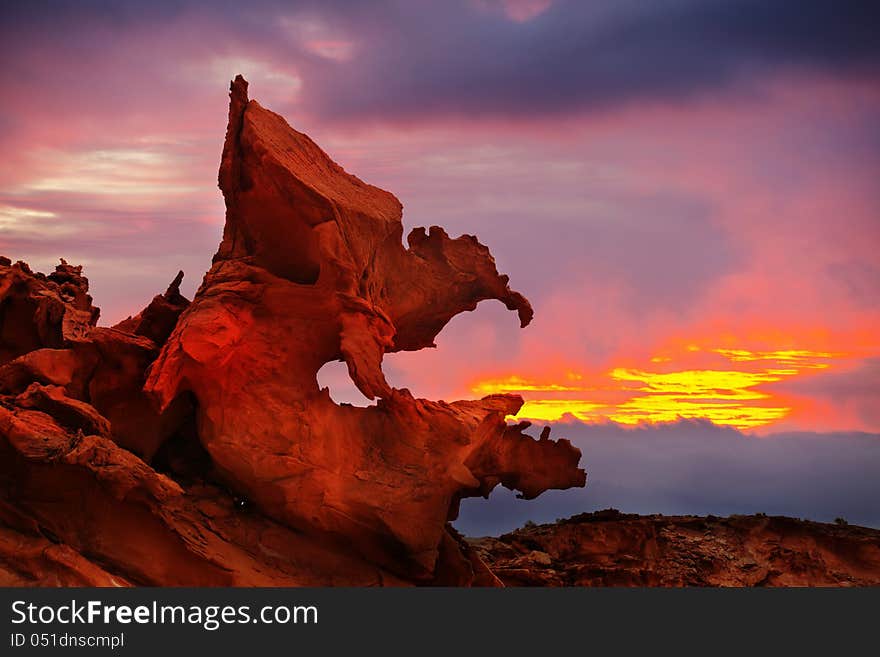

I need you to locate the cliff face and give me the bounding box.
[472,511,880,586]
[0,77,584,586]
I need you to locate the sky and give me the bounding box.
[455,419,880,535]
[1,0,879,527]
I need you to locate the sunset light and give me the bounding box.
[1,0,878,597]
[472,346,856,430]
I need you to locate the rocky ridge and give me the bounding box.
[472,510,880,586]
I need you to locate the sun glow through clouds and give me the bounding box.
[471,346,852,430]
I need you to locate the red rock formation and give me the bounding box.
[114,270,188,345]
[0,264,191,461]
[0,76,585,586]
[0,402,403,585]
[0,258,97,365]
[472,510,880,586]
[145,75,584,580]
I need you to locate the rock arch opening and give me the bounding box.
[317,359,375,407]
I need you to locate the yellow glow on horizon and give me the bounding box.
[471,375,586,396]
[607,395,790,429]
[604,368,789,428]
[610,367,780,399]
[713,348,842,366]
[470,343,852,430]
[515,399,606,423]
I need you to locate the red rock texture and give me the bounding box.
[0,405,404,585]
[0,258,97,364]
[0,264,191,462]
[471,510,880,586]
[0,76,584,586]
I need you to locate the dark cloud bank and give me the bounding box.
[3,0,878,121]
[313,0,880,120]
[455,419,880,535]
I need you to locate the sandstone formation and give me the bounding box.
[0,76,585,585]
[0,261,190,462]
[472,510,880,586]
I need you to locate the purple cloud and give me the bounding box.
[456,419,880,535]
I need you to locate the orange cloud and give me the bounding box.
[470,345,859,430]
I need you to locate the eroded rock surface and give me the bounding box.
[0,263,191,461]
[0,76,584,586]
